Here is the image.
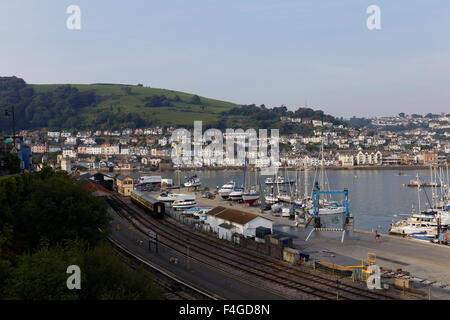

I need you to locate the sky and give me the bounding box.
[1,0,449,118]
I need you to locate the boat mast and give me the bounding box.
[304,164,308,199]
[417,173,421,212]
[243,154,246,189]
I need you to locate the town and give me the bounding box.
[6,112,449,174]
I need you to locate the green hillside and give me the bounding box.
[30,83,239,127]
[0,76,342,134]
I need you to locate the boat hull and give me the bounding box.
[243,194,259,205]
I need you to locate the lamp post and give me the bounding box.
[4,105,16,141]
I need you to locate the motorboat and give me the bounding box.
[229,187,244,201]
[265,193,279,204]
[317,202,346,215]
[218,181,235,199]
[182,206,211,219]
[408,232,434,242]
[278,192,293,203]
[172,196,197,210]
[157,192,191,203]
[265,176,295,185]
[389,212,448,236]
[184,175,201,188]
[408,179,440,188]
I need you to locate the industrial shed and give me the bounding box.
[206,206,273,241]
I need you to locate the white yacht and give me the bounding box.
[218,181,235,199]
[317,202,346,215]
[265,193,279,204]
[157,192,191,203]
[229,187,244,201]
[184,175,201,188]
[389,212,448,236]
[172,196,197,210]
[265,176,295,185]
[278,192,292,203]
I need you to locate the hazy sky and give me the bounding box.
[1,1,449,118]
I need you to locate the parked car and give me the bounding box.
[202,191,215,199]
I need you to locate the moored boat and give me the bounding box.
[218,181,235,199]
[229,187,244,201]
[172,196,197,210]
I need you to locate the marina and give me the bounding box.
[108,180,450,299]
[126,167,450,235]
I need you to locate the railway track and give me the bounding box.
[157,212,399,300]
[113,247,190,300]
[108,194,399,300]
[108,229,216,300]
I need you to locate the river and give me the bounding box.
[129,168,448,234]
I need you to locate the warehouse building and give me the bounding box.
[206,206,273,241]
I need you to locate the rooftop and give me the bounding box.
[207,206,267,225]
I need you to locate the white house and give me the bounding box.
[205,206,273,242]
[62,148,77,158]
[47,131,60,138]
[65,137,77,145]
[336,152,354,167]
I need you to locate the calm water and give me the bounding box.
[132,168,447,234]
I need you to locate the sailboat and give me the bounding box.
[243,166,260,206]
[311,139,346,216]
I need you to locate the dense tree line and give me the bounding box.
[143,94,172,107]
[0,167,163,299]
[0,77,97,131]
[222,104,338,123]
[217,104,341,135]
[0,77,161,131]
[346,117,373,128]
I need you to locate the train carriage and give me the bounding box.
[130,190,165,218]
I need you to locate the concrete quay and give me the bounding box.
[154,188,450,299]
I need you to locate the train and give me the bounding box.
[130,189,165,218]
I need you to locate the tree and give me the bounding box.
[398,112,406,118]
[122,86,132,95]
[0,168,111,253]
[3,241,163,300]
[0,151,21,175]
[190,95,201,105]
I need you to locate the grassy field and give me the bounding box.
[31,83,239,127]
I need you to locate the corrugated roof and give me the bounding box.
[205,206,228,216]
[215,208,259,225]
[207,206,272,225]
